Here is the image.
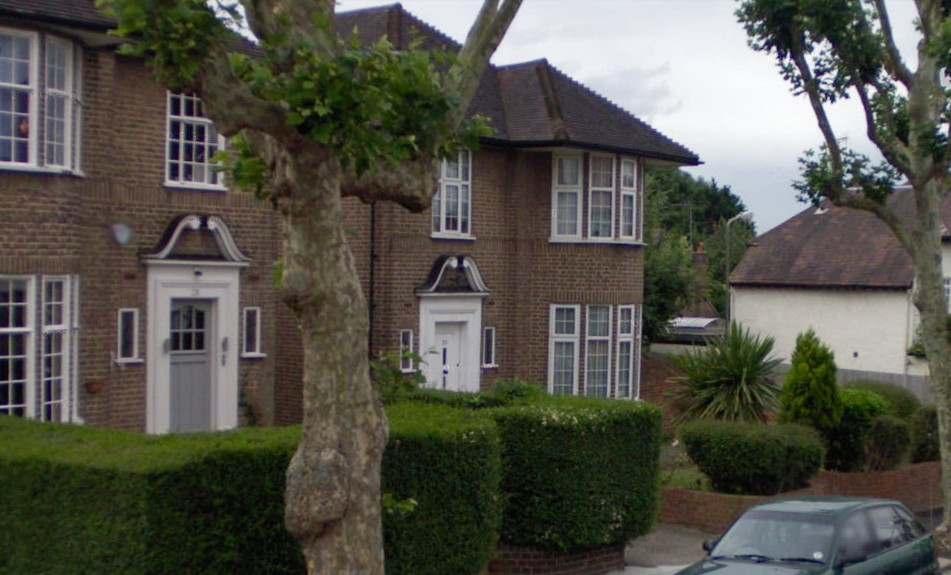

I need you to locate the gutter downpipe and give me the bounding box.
[369,201,377,361]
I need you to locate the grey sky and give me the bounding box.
[336,0,922,233]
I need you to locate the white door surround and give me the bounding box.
[142,214,250,434]
[419,296,483,393]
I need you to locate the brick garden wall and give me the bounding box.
[660,461,942,533]
[486,543,624,575]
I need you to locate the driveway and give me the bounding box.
[613,524,712,575]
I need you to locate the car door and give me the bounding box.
[841,506,934,575]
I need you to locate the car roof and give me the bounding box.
[748,496,902,517]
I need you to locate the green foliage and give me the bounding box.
[383,403,502,575]
[371,351,424,404]
[668,322,783,423]
[778,329,843,431]
[0,410,502,575]
[843,380,920,421]
[864,414,911,472]
[680,420,824,496]
[824,387,892,472]
[491,398,662,551]
[643,228,694,341]
[911,406,940,463]
[487,378,547,403]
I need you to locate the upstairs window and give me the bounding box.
[552,154,582,238]
[588,156,614,239]
[551,153,642,243]
[432,150,472,237]
[0,30,82,172]
[166,93,225,189]
[620,159,639,239]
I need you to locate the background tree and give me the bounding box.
[98,1,521,573]
[778,328,843,433]
[737,0,951,532]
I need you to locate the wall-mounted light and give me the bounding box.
[111,222,134,246]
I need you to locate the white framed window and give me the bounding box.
[585,305,612,397]
[620,158,639,240]
[944,277,951,312]
[588,155,615,239]
[551,154,583,239]
[432,150,472,237]
[482,326,496,368]
[0,30,82,172]
[548,305,580,395]
[616,305,643,399]
[0,275,78,422]
[399,329,414,373]
[242,307,264,358]
[116,308,140,363]
[166,92,225,189]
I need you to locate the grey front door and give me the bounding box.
[169,300,212,432]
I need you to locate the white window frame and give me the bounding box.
[548,304,580,395]
[432,149,473,238]
[0,276,34,418]
[615,305,636,399]
[41,277,72,422]
[241,306,265,358]
[399,329,415,373]
[44,36,81,171]
[944,277,951,312]
[588,155,615,240]
[619,158,639,241]
[165,92,226,190]
[584,304,612,397]
[116,307,141,363]
[482,326,497,368]
[0,30,38,169]
[551,153,583,240]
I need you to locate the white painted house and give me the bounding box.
[730,188,947,401]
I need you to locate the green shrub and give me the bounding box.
[864,415,911,471]
[401,387,510,409]
[491,398,661,551]
[778,329,843,431]
[911,406,940,463]
[680,420,824,496]
[843,380,920,421]
[824,387,892,472]
[383,403,502,575]
[487,378,547,403]
[668,322,782,423]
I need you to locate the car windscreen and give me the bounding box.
[711,509,836,565]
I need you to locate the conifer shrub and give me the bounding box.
[778,329,842,432]
[680,420,824,495]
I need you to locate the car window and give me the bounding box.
[712,510,834,564]
[892,505,926,540]
[839,511,875,563]
[867,506,908,553]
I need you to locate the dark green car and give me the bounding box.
[675,497,938,574]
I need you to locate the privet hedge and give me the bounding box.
[491,397,662,551]
[0,405,502,575]
[680,420,824,496]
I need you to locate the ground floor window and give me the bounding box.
[548,303,641,399]
[0,275,78,421]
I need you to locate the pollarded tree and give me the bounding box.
[96,1,521,573]
[778,328,843,432]
[737,0,951,534]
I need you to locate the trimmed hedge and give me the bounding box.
[0,406,502,575]
[911,405,940,463]
[382,403,501,575]
[680,420,824,496]
[864,414,910,471]
[843,380,920,421]
[825,387,892,471]
[491,397,661,551]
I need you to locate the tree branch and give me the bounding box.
[832,192,913,251]
[873,0,913,87]
[848,73,912,175]
[240,0,336,53]
[340,157,439,212]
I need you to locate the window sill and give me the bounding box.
[164,182,228,192]
[548,237,644,246]
[400,368,417,375]
[431,233,476,241]
[482,364,498,370]
[240,352,267,360]
[114,358,144,365]
[0,164,83,177]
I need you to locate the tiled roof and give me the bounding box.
[730,187,950,290]
[12,1,699,164]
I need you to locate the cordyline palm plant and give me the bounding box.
[668,322,782,424]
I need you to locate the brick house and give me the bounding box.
[2,1,699,431]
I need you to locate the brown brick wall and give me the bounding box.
[487,543,624,575]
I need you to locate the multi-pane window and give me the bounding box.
[399,329,414,373]
[117,308,140,362]
[0,276,77,422]
[584,305,611,397]
[549,305,580,395]
[588,156,614,239]
[242,307,263,357]
[170,303,206,352]
[620,159,638,239]
[0,30,82,171]
[482,326,496,368]
[552,154,582,238]
[166,92,225,188]
[944,277,951,311]
[548,304,642,399]
[432,150,471,236]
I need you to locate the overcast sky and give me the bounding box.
[336,0,922,233]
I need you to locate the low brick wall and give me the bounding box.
[660,461,942,534]
[486,543,624,575]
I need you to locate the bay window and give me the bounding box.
[432,150,472,237]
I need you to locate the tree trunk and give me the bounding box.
[908,181,951,534]
[277,147,389,574]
